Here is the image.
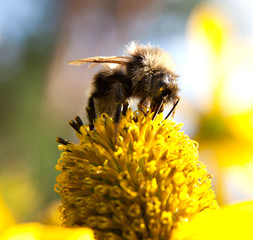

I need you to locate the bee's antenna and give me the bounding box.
[165,98,180,119]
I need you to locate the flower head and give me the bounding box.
[55,108,218,240]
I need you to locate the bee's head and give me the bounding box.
[151,71,179,104]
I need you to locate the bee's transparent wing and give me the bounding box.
[68,56,131,66]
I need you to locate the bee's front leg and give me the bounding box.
[86,96,96,130]
[112,83,127,143]
[122,100,129,116]
[114,103,123,126]
[151,98,165,120]
[165,97,180,119]
[137,97,150,117]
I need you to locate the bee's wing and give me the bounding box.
[68,56,131,66]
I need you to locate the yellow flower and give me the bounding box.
[0,223,94,240]
[0,196,15,234]
[172,201,253,240]
[55,108,218,240]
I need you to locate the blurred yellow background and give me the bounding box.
[0,0,253,224]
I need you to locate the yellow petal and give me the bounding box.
[0,223,94,240]
[172,201,253,240]
[0,197,15,234]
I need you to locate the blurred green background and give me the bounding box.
[1,0,253,223]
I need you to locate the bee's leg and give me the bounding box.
[113,83,126,143]
[113,103,122,144]
[152,98,165,120]
[138,97,149,115]
[122,100,129,116]
[86,96,96,130]
[114,103,123,125]
[165,98,180,119]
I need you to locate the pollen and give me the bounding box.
[55,108,218,240]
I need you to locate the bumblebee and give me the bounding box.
[69,42,179,130]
